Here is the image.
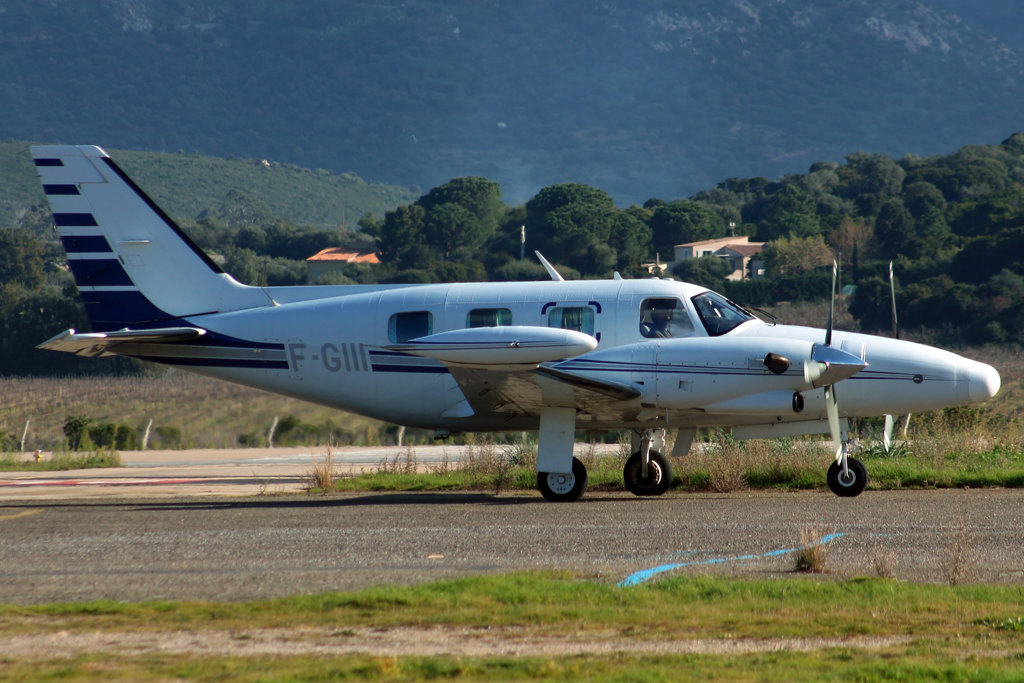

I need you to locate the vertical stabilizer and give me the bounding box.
[32,145,271,331]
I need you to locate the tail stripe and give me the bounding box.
[60,235,112,254]
[33,158,63,167]
[67,259,134,288]
[53,213,99,227]
[43,184,81,195]
[80,291,175,329]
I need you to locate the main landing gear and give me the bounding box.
[537,456,588,502]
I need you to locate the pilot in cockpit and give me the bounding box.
[640,298,696,339]
[640,300,675,338]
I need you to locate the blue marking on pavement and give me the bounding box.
[618,533,846,587]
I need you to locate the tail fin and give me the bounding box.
[31,145,271,332]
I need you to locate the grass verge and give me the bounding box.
[2,573,1024,680]
[0,450,120,471]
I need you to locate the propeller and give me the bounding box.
[823,261,844,464]
[882,260,910,450]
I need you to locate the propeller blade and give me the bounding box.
[826,260,837,346]
[825,384,843,463]
[889,260,899,340]
[883,414,894,451]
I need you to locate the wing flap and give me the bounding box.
[37,327,207,358]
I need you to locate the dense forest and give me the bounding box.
[1,134,1022,377]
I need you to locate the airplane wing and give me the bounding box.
[37,327,207,358]
[388,326,644,422]
[447,364,644,423]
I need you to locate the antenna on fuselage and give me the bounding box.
[534,251,565,282]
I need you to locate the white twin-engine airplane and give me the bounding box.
[32,145,1001,501]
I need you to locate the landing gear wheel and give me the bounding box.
[623,450,673,497]
[537,456,588,502]
[827,457,868,497]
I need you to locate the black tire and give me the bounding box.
[537,456,588,502]
[623,450,673,497]
[827,457,868,497]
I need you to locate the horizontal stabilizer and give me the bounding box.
[386,326,597,368]
[37,327,207,358]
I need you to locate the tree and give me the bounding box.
[874,198,916,259]
[0,228,46,288]
[649,200,724,256]
[755,184,821,241]
[837,151,906,215]
[671,255,732,291]
[418,177,503,233]
[763,234,834,276]
[829,215,874,275]
[377,204,429,268]
[902,181,946,219]
[525,183,622,275]
[422,202,484,260]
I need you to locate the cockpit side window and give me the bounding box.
[639,298,694,339]
[691,291,754,336]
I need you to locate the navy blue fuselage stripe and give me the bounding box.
[54,213,98,227]
[196,335,285,351]
[67,259,133,287]
[131,356,290,370]
[43,184,80,195]
[371,364,449,374]
[61,235,112,253]
[34,158,63,167]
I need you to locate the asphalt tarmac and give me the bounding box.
[2,447,1023,604]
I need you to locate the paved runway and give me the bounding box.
[2,485,1023,604]
[0,445,477,499]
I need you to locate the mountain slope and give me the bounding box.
[1,0,1021,204]
[0,141,417,227]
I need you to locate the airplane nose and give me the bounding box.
[967,362,1001,403]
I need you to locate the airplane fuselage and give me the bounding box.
[112,278,998,435]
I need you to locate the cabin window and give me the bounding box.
[467,308,512,328]
[691,291,754,336]
[547,306,594,335]
[639,298,694,338]
[388,311,432,342]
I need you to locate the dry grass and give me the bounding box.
[704,440,749,493]
[938,507,975,586]
[793,526,836,574]
[377,447,419,475]
[306,446,337,492]
[872,549,898,579]
[679,438,829,492]
[0,371,385,451]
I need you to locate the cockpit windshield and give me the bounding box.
[691,291,755,336]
